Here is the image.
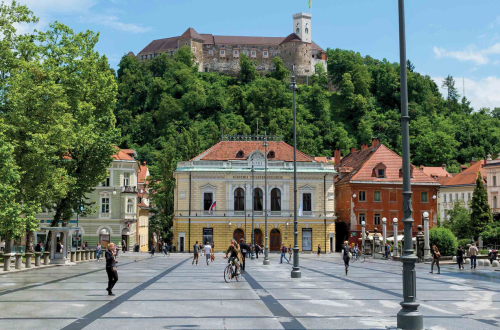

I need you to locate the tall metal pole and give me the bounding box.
[251,165,255,260]
[290,66,301,278]
[244,183,247,248]
[397,0,423,328]
[188,171,192,253]
[263,135,270,265]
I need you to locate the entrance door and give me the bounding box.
[270,229,281,251]
[121,235,128,251]
[179,236,185,252]
[302,229,312,251]
[335,222,348,252]
[233,229,244,243]
[254,229,263,246]
[329,233,335,253]
[203,228,213,246]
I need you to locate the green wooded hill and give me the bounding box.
[116,46,500,172]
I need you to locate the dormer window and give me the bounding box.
[372,162,387,178]
[236,150,244,158]
[267,151,275,159]
[399,166,414,178]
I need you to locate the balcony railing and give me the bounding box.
[122,186,138,193]
[174,209,336,219]
[124,213,137,221]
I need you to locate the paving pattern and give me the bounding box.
[0,252,499,329]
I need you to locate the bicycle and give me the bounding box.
[352,252,365,263]
[224,258,240,283]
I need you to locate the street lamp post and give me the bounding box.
[290,66,301,278]
[361,221,366,253]
[397,0,423,328]
[244,182,247,248]
[263,135,270,266]
[393,218,399,257]
[382,217,387,246]
[423,212,430,261]
[251,165,255,260]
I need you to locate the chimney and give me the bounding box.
[460,165,468,172]
[419,165,424,170]
[371,137,380,148]
[441,164,446,170]
[470,157,477,166]
[334,149,341,166]
[350,147,356,154]
[361,144,368,150]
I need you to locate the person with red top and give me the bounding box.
[280,243,289,264]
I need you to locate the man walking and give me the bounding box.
[469,243,478,269]
[239,238,250,271]
[280,243,289,264]
[192,241,199,265]
[204,241,212,265]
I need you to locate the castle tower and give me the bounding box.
[292,12,311,43]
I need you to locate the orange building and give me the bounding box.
[334,139,439,249]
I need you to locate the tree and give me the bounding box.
[174,45,195,68]
[442,75,459,101]
[429,227,458,256]
[480,222,500,247]
[442,201,472,239]
[268,57,289,81]
[239,53,256,83]
[470,172,493,240]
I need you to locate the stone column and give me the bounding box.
[43,251,50,265]
[3,253,13,271]
[50,231,57,260]
[372,228,378,259]
[86,250,90,260]
[423,212,431,261]
[34,252,41,266]
[393,218,398,257]
[382,217,387,246]
[25,252,33,269]
[361,221,366,253]
[90,249,95,260]
[76,250,81,261]
[15,253,23,269]
[70,251,76,262]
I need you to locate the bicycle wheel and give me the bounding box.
[360,255,365,263]
[224,265,233,283]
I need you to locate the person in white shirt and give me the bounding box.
[204,242,212,265]
[469,243,479,269]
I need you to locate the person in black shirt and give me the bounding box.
[105,243,118,296]
[456,246,464,270]
[239,238,250,271]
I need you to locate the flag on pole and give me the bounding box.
[208,201,216,215]
[308,0,312,9]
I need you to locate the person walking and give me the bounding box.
[317,244,321,257]
[279,243,289,264]
[204,241,212,265]
[288,244,292,261]
[122,239,126,253]
[239,238,250,271]
[96,243,102,262]
[457,246,464,270]
[192,241,199,265]
[342,241,351,275]
[255,244,260,259]
[469,243,478,269]
[430,245,441,274]
[105,242,118,296]
[150,244,155,257]
[0,240,5,252]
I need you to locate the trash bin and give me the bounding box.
[134,244,139,252]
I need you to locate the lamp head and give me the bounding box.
[393,218,398,223]
[423,211,429,218]
[352,193,356,198]
[382,217,387,223]
[361,221,365,226]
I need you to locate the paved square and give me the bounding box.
[1,253,499,329]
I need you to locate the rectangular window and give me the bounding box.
[421,192,428,203]
[208,50,213,55]
[127,198,134,213]
[141,55,144,60]
[233,49,239,57]
[220,50,225,56]
[468,193,471,201]
[101,198,109,213]
[494,176,497,186]
[358,191,366,202]
[149,54,152,59]
[102,174,110,187]
[202,228,213,246]
[303,193,312,212]
[302,228,312,251]
[154,53,158,57]
[377,169,385,178]
[263,51,268,58]
[449,194,452,202]
[192,47,196,53]
[374,191,381,202]
[359,213,365,225]
[203,193,213,211]
[374,213,381,226]
[123,172,130,186]
[390,190,397,202]
[251,50,256,58]
[461,193,465,201]
[444,194,447,202]
[455,193,458,201]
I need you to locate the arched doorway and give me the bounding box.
[253,229,263,246]
[270,229,281,251]
[335,222,348,252]
[233,228,244,243]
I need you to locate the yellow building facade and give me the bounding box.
[172,138,337,253]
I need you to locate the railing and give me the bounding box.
[176,161,335,171]
[174,209,336,218]
[124,213,137,221]
[122,186,138,193]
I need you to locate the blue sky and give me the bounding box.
[16,0,500,110]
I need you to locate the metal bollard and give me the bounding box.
[15,253,23,270]
[25,252,33,269]
[43,251,50,265]
[35,252,42,266]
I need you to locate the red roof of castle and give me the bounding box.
[336,144,438,185]
[180,27,204,41]
[191,141,314,162]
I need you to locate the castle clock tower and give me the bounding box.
[292,12,312,43]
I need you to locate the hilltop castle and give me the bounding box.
[133,13,327,77]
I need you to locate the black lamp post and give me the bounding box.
[290,66,301,278]
[263,134,270,265]
[397,0,423,329]
[251,165,255,260]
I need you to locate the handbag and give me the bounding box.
[348,252,352,259]
[112,266,117,271]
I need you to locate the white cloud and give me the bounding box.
[433,44,500,65]
[81,15,151,33]
[432,76,500,110]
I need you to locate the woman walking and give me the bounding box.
[105,243,118,296]
[457,246,464,270]
[317,244,321,257]
[96,242,102,262]
[342,241,351,275]
[430,245,441,274]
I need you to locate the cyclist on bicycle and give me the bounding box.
[224,239,242,274]
[353,244,360,260]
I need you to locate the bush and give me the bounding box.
[429,227,458,256]
[457,238,472,249]
[479,249,488,255]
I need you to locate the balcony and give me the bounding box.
[124,213,137,221]
[122,186,138,194]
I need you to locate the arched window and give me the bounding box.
[234,188,245,211]
[236,150,244,158]
[254,188,263,211]
[99,228,110,245]
[267,151,275,159]
[271,188,281,211]
[296,28,300,34]
[305,28,309,34]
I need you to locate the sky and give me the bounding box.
[14,0,500,111]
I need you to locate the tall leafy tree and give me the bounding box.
[470,172,493,240]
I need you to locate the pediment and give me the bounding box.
[200,183,217,190]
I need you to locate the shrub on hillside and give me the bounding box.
[429,227,458,256]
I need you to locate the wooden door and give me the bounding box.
[233,229,244,243]
[270,229,281,251]
[254,229,263,246]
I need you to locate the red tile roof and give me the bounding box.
[443,160,486,186]
[191,141,314,162]
[314,156,334,163]
[112,147,135,161]
[420,166,452,178]
[336,144,438,184]
[180,27,204,41]
[138,162,149,183]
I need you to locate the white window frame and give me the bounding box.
[220,49,225,57]
[126,198,134,214]
[208,49,213,55]
[124,172,130,187]
[200,184,216,215]
[300,186,314,216]
[192,47,196,53]
[263,51,268,58]
[99,193,111,218]
[233,49,239,57]
[251,50,256,58]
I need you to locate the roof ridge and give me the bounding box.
[348,148,376,182]
[279,141,315,161]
